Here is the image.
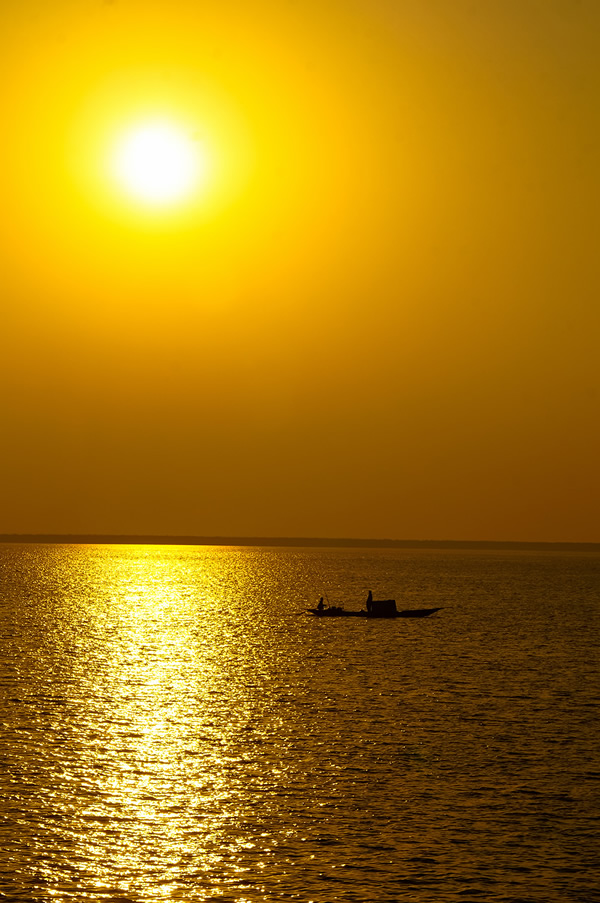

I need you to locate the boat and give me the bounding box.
[306,603,442,619]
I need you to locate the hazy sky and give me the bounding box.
[2,0,598,541]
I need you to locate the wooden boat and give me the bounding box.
[306,605,442,619]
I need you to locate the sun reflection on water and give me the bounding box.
[17,544,281,900]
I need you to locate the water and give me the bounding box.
[1,543,599,902]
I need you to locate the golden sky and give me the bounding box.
[2,0,599,541]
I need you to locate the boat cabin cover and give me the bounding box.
[370,598,397,617]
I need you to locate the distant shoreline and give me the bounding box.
[1,535,599,552]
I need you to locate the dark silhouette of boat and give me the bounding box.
[307,599,442,619]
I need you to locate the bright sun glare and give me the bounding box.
[111,119,204,207]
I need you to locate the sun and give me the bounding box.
[110,119,205,207]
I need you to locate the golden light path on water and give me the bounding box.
[63,546,280,899]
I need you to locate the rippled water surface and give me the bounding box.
[1,543,599,902]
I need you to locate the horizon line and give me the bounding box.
[1,534,599,551]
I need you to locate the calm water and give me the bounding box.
[1,543,599,902]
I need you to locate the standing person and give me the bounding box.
[366,590,373,613]
[317,597,325,611]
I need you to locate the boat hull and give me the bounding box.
[307,607,442,619]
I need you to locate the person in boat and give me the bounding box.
[317,597,325,611]
[366,590,373,613]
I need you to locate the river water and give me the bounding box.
[1,543,599,902]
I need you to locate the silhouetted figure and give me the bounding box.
[317,597,325,611]
[366,590,373,613]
